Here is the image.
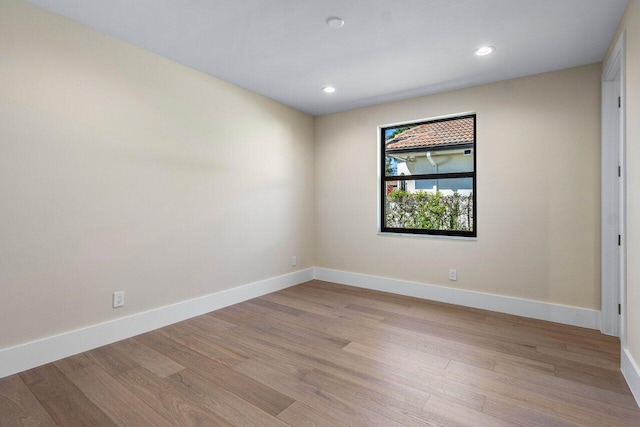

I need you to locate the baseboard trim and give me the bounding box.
[314,268,600,329]
[622,347,640,407]
[0,268,314,379]
[0,267,603,380]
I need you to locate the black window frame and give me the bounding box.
[379,113,477,238]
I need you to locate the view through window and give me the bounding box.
[380,114,476,237]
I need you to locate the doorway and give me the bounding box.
[601,31,626,342]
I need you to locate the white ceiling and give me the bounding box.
[25,0,627,116]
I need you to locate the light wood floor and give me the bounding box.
[1,280,639,426]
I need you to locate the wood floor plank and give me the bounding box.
[565,343,620,360]
[259,292,348,319]
[53,353,93,376]
[308,281,618,352]
[218,318,437,407]
[348,324,556,375]
[134,330,228,375]
[366,307,622,382]
[157,323,247,368]
[423,395,515,427]
[277,400,349,427]
[295,284,485,323]
[64,364,174,426]
[115,367,232,426]
[233,358,404,426]
[248,314,352,351]
[481,395,574,427]
[110,338,185,378]
[554,364,632,393]
[184,313,237,332]
[136,329,294,417]
[278,287,391,322]
[346,301,581,349]
[248,297,307,316]
[484,311,619,342]
[340,341,486,410]
[257,305,509,378]
[20,364,68,401]
[214,327,432,409]
[446,359,640,425]
[1,280,638,426]
[302,280,416,307]
[301,368,446,427]
[165,368,289,427]
[342,340,450,373]
[20,364,116,426]
[208,303,268,325]
[493,361,640,413]
[0,375,56,427]
[84,344,140,377]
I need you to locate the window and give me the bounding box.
[379,113,476,237]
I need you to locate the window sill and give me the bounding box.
[377,231,477,241]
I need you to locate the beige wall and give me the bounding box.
[315,64,601,309]
[0,0,607,355]
[0,0,314,349]
[607,0,640,366]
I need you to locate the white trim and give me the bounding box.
[0,268,314,379]
[600,80,621,335]
[622,347,640,407]
[0,266,607,380]
[315,268,600,329]
[377,231,476,241]
[619,30,628,346]
[601,30,626,338]
[378,111,477,130]
[603,31,625,81]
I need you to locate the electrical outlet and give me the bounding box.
[113,291,125,308]
[449,269,457,281]
[291,256,297,266]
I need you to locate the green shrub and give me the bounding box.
[386,190,473,231]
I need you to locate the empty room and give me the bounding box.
[2,0,640,425]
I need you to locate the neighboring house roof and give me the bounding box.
[386,117,474,150]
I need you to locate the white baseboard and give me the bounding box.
[314,268,600,329]
[622,347,640,407]
[0,268,314,380]
[0,266,604,380]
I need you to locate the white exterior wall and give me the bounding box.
[394,150,473,194]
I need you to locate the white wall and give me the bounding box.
[315,64,601,309]
[0,0,314,350]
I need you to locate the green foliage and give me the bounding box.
[386,125,414,140]
[385,157,394,175]
[386,190,473,231]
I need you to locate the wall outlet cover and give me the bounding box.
[113,291,125,308]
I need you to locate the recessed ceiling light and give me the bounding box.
[326,17,344,29]
[474,46,495,56]
[322,86,336,93]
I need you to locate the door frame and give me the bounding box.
[601,30,626,341]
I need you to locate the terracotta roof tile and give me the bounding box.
[386,117,474,150]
